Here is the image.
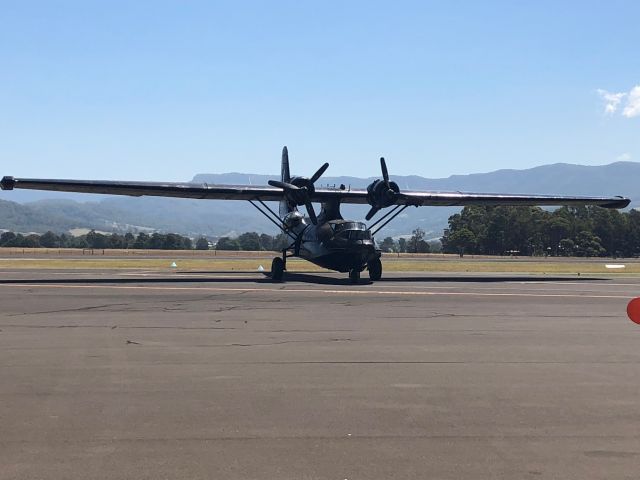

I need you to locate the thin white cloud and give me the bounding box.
[622,85,640,118]
[597,88,626,114]
[597,84,640,118]
[617,152,632,161]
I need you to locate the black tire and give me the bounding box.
[271,257,285,282]
[348,268,360,284]
[368,258,382,281]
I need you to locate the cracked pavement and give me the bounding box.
[1,270,640,479]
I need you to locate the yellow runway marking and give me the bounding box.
[0,282,632,299]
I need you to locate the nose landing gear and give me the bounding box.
[367,257,382,281]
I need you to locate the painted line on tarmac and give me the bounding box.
[0,282,632,299]
[367,283,640,295]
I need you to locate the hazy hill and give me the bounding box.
[1,162,637,238]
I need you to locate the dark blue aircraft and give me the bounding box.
[1,147,630,283]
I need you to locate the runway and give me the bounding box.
[1,270,639,479]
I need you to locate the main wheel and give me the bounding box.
[368,258,382,281]
[348,268,361,284]
[271,257,285,282]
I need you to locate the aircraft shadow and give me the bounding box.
[0,272,606,286]
[276,273,605,285]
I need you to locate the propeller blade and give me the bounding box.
[305,201,318,224]
[268,180,299,190]
[309,162,330,184]
[365,206,380,221]
[380,157,389,184]
[281,146,290,183]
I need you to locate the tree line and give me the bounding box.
[0,230,291,252]
[0,231,200,250]
[3,205,637,256]
[441,205,640,257]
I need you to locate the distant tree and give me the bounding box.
[259,233,274,251]
[195,237,210,250]
[428,240,442,253]
[162,233,181,250]
[108,233,125,249]
[574,231,605,257]
[11,234,26,247]
[69,235,88,248]
[216,237,240,251]
[558,238,575,256]
[23,234,40,248]
[124,232,135,248]
[407,228,429,253]
[546,216,571,255]
[133,232,149,249]
[147,233,165,249]
[0,231,17,246]
[397,237,407,253]
[86,230,108,249]
[443,227,476,255]
[238,232,261,251]
[58,233,72,248]
[272,233,290,251]
[379,237,396,253]
[39,231,59,248]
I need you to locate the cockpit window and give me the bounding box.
[349,230,371,240]
[331,221,366,232]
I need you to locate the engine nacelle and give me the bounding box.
[287,176,315,206]
[366,178,400,209]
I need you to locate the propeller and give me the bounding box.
[268,162,329,225]
[365,157,400,221]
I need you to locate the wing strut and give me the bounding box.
[248,200,297,241]
[370,205,410,237]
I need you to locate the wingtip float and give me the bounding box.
[1,176,15,190]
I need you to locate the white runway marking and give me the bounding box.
[0,282,633,299]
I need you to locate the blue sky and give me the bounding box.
[0,0,638,181]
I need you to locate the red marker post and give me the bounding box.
[626,298,640,324]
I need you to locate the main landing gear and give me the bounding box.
[349,258,382,284]
[271,257,285,282]
[348,268,360,284]
[367,257,382,281]
[271,248,289,283]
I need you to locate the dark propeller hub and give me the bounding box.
[367,178,400,208]
[289,176,315,203]
[365,157,401,221]
[268,161,329,225]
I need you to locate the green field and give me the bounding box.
[0,248,638,274]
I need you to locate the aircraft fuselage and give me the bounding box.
[284,212,380,273]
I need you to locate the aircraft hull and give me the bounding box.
[302,244,380,273]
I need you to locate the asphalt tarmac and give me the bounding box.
[1,269,639,479]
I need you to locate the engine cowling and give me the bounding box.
[268,161,329,225]
[365,157,400,221]
[367,178,399,209]
[288,176,315,206]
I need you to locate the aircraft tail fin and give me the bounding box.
[279,146,292,217]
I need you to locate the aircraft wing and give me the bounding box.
[317,188,631,209]
[1,176,630,209]
[0,177,285,201]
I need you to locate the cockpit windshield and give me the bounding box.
[330,221,367,232]
[328,221,372,241]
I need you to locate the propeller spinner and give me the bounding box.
[268,162,329,225]
[365,157,400,221]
